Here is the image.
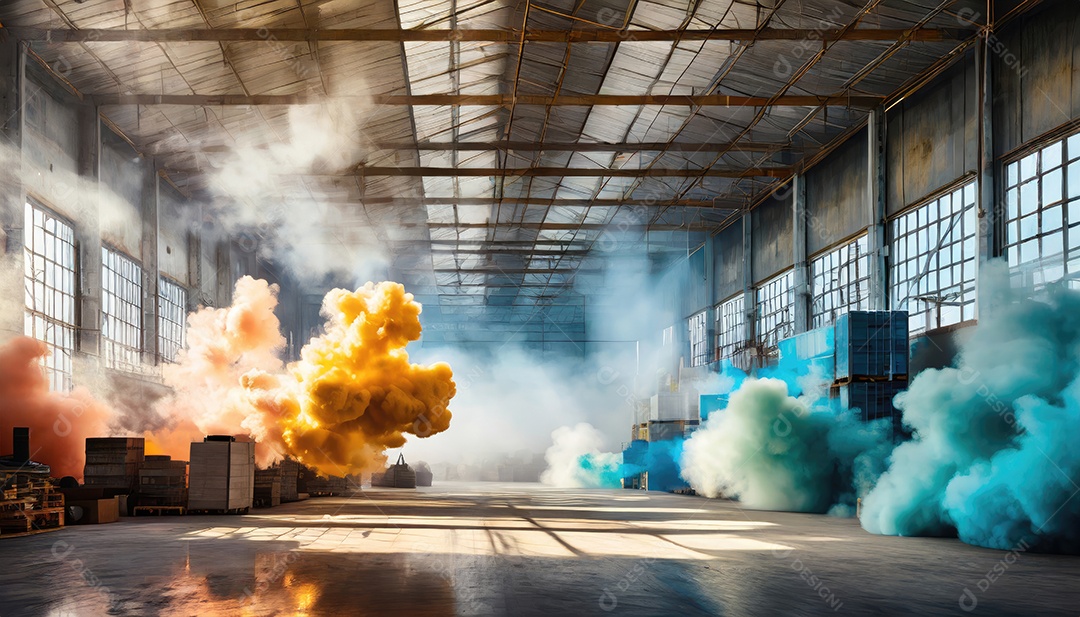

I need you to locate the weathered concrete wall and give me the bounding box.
[751,191,793,284]
[99,134,144,258]
[806,127,870,254]
[158,182,190,282]
[714,221,744,302]
[21,75,79,221]
[994,1,1080,157]
[886,56,977,216]
[681,247,707,319]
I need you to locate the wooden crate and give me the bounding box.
[188,440,254,513]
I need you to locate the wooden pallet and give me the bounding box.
[133,505,186,516]
[833,374,908,385]
[0,484,65,537]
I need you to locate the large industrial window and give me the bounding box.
[1003,132,1080,288]
[102,247,143,371]
[715,294,744,361]
[23,201,77,392]
[755,269,794,349]
[158,277,186,363]
[810,235,870,328]
[890,182,977,335]
[688,310,709,367]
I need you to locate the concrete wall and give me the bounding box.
[158,182,190,283]
[886,56,978,216]
[99,134,144,258]
[21,76,79,221]
[994,2,1080,157]
[751,192,793,283]
[681,247,707,319]
[713,221,743,302]
[806,127,869,254]
[5,56,233,378]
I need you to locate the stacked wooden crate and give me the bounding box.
[187,437,254,514]
[303,468,348,496]
[83,437,145,491]
[253,467,281,507]
[137,455,187,509]
[278,458,299,502]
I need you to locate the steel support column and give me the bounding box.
[792,176,810,333]
[975,32,995,319]
[867,108,888,310]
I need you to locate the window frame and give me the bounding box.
[888,180,977,336]
[1002,131,1080,289]
[755,268,794,350]
[101,245,143,372]
[714,293,745,361]
[809,234,870,328]
[157,276,187,363]
[23,198,78,392]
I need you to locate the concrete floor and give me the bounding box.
[0,482,1077,616]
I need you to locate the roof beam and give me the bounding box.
[431,268,600,274]
[181,140,803,154]
[91,93,882,108]
[405,248,592,255]
[424,222,713,231]
[173,166,788,178]
[8,27,971,43]
[350,197,743,208]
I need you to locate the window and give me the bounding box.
[662,325,674,348]
[890,182,977,335]
[158,277,187,363]
[810,235,870,328]
[688,310,709,367]
[715,294,745,361]
[756,269,794,349]
[23,201,77,392]
[102,247,142,371]
[1003,132,1080,289]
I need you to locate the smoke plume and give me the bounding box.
[540,423,622,489]
[0,337,114,478]
[208,102,386,282]
[860,263,1080,552]
[150,275,288,463]
[680,374,891,514]
[150,277,454,477]
[280,281,455,476]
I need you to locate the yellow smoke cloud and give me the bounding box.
[152,277,455,477]
[281,282,455,476]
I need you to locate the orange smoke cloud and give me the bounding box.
[154,277,455,476]
[153,276,289,464]
[0,337,114,478]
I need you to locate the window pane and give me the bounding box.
[1043,142,1063,170]
[1044,169,1063,205]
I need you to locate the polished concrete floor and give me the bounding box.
[0,482,1077,616]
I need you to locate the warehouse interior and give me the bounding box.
[2,0,1080,615]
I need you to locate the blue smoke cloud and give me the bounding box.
[860,263,1080,552]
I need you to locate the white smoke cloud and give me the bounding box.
[680,375,891,514]
[540,422,622,488]
[404,345,631,467]
[207,101,387,282]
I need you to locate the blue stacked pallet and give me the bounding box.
[834,311,909,381]
[621,440,648,489]
[838,381,908,436]
[699,394,729,421]
[778,325,836,382]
